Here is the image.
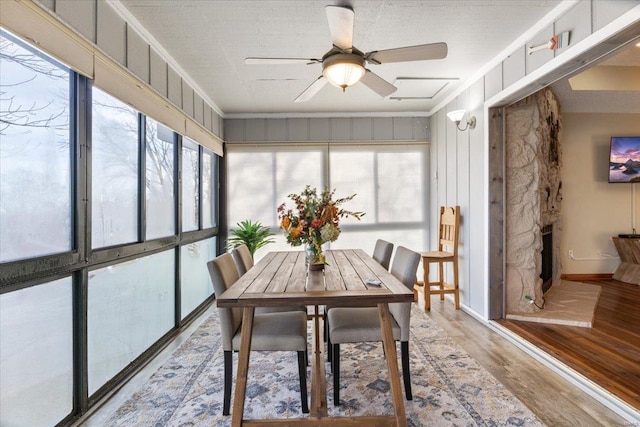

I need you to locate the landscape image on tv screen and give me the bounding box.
[609,136,640,183]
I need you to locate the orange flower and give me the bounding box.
[281,216,290,229]
[291,228,300,238]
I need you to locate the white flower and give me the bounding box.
[320,223,340,242]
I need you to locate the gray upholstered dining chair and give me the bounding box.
[324,239,394,344]
[372,239,394,270]
[327,245,420,405]
[207,253,309,415]
[231,244,253,276]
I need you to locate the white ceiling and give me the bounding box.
[117,0,570,117]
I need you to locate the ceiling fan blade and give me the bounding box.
[366,42,448,64]
[326,5,354,50]
[294,76,328,103]
[245,57,320,65]
[360,70,397,97]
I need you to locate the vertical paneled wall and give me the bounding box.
[224,117,429,143]
[39,0,224,140]
[428,0,639,318]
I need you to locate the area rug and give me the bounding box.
[506,281,601,327]
[104,305,544,426]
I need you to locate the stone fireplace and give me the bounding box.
[505,88,563,314]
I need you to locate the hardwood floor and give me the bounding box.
[496,278,640,419]
[422,291,633,426]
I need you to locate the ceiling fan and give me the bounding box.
[245,5,448,102]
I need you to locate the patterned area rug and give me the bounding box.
[105,305,544,426]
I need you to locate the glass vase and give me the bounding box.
[305,242,325,271]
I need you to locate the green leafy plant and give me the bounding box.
[227,220,276,257]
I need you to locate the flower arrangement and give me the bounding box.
[277,185,364,266]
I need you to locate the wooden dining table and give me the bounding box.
[216,248,414,426]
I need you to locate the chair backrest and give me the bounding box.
[389,246,421,341]
[231,244,254,276]
[372,239,394,270]
[390,246,421,289]
[207,253,242,351]
[438,206,460,255]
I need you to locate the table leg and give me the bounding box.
[423,259,431,311]
[378,303,408,427]
[310,304,328,418]
[231,307,255,427]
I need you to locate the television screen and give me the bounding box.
[609,136,640,183]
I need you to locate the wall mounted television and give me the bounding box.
[609,136,640,183]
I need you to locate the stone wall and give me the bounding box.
[505,88,562,314]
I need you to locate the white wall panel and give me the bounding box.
[373,118,393,141]
[309,118,330,141]
[193,93,204,125]
[167,66,182,108]
[224,120,245,142]
[484,64,503,101]
[149,48,167,97]
[352,118,373,141]
[181,81,194,117]
[593,0,638,31]
[214,113,222,139]
[394,117,415,140]
[97,1,125,65]
[555,0,592,57]
[127,28,149,83]
[37,0,55,11]
[287,119,309,141]
[56,0,95,43]
[266,119,287,142]
[246,119,266,142]
[503,47,526,89]
[469,78,486,314]
[203,103,212,132]
[330,118,351,141]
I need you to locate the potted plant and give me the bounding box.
[227,220,276,257]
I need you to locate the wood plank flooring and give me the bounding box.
[496,278,640,413]
[423,294,631,426]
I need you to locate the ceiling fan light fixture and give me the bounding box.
[322,53,366,91]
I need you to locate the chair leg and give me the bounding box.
[223,350,232,416]
[438,261,445,300]
[424,261,431,311]
[333,343,340,405]
[297,351,309,413]
[327,328,333,364]
[400,341,412,400]
[453,258,460,309]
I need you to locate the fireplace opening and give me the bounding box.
[540,224,553,293]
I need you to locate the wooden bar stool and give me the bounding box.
[414,206,460,310]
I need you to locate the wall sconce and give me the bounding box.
[447,109,476,131]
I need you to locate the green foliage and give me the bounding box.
[227,220,275,257]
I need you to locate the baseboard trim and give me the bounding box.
[561,273,613,281]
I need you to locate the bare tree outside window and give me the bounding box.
[0,30,71,262]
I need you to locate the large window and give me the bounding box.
[91,87,139,248]
[182,137,200,232]
[226,143,428,259]
[87,250,175,395]
[1,30,220,427]
[146,118,176,239]
[0,30,72,262]
[0,277,73,427]
[180,237,216,318]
